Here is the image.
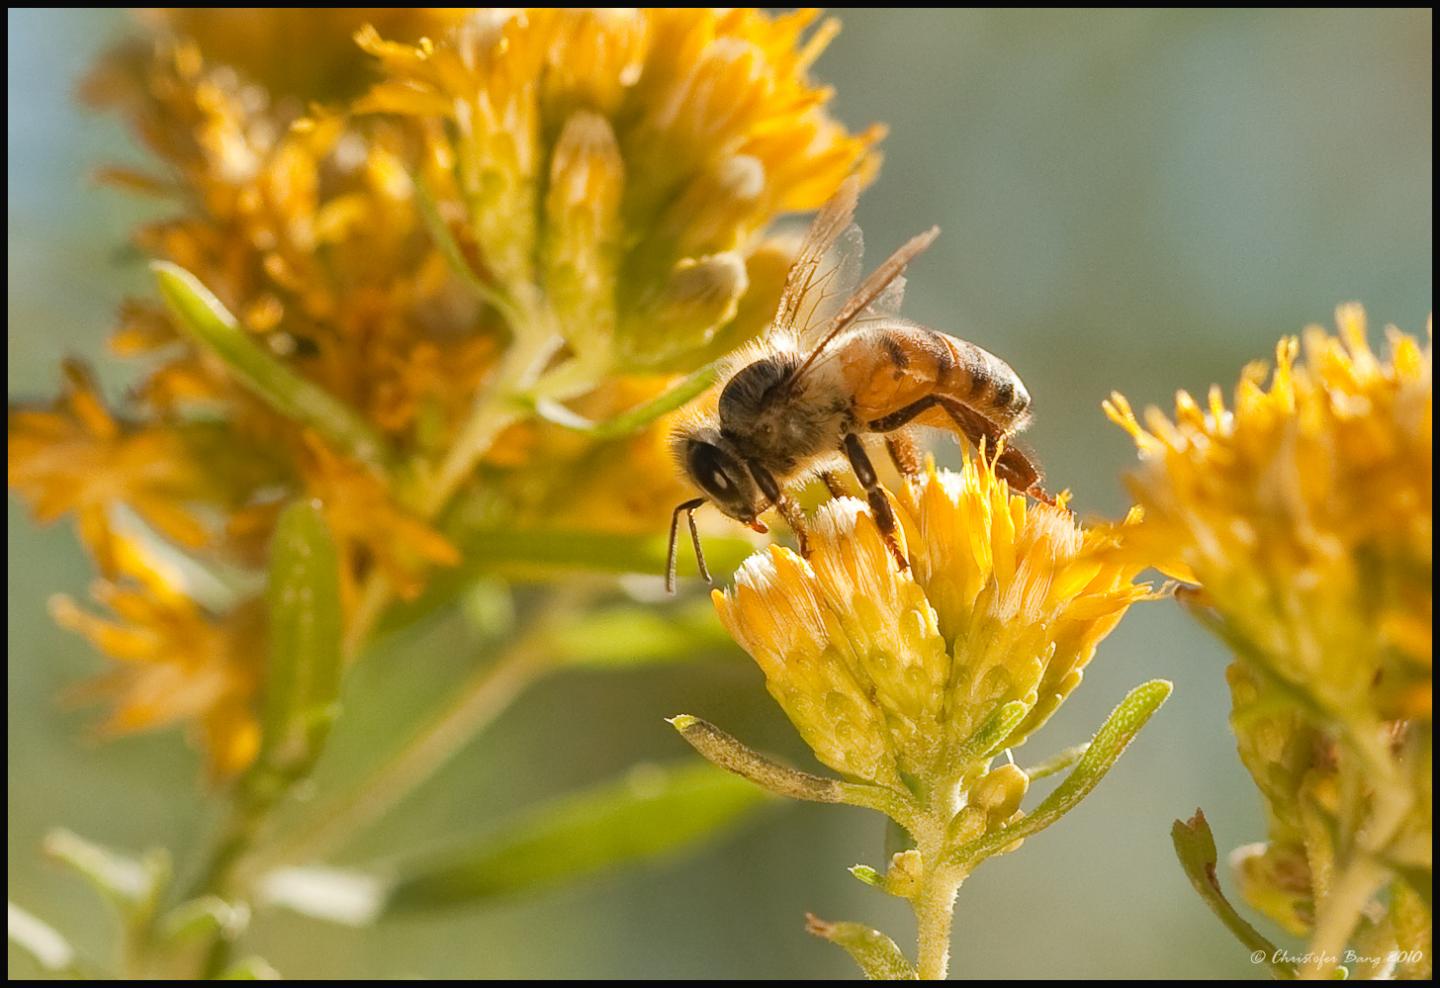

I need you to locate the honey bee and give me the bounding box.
[666,177,1046,591]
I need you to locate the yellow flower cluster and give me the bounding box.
[48,529,265,779]
[1107,305,1431,725]
[357,7,881,371]
[1107,306,1432,962]
[714,456,1151,792]
[8,8,879,774]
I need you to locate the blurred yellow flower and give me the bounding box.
[357,7,883,370]
[49,528,264,779]
[8,360,274,569]
[1107,305,1432,975]
[1105,305,1432,723]
[13,7,882,779]
[713,455,1152,790]
[140,8,467,102]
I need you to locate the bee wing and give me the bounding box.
[770,176,865,348]
[787,224,940,386]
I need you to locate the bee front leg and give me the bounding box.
[749,461,811,558]
[842,434,909,572]
[820,471,852,499]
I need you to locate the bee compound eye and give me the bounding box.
[688,442,738,501]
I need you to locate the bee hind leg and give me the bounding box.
[931,395,1051,502]
[884,429,922,479]
[842,434,909,572]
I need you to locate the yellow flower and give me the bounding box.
[8,361,275,569]
[357,7,883,370]
[713,455,1152,789]
[1105,305,1432,723]
[300,436,460,608]
[49,527,264,779]
[14,8,882,779]
[81,36,497,446]
[139,8,467,103]
[1107,305,1432,974]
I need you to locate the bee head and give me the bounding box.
[674,426,766,527]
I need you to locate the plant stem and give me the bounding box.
[1298,726,1413,979]
[913,860,961,980]
[908,797,962,981]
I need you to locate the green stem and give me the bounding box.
[907,800,961,981]
[1298,725,1413,979]
[913,865,960,981]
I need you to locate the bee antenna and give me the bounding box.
[666,498,708,593]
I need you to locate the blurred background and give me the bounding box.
[8,8,1431,979]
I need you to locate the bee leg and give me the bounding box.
[842,433,909,572]
[932,395,1051,502]
[820,471,852,499]
[749,461,811,558]
[884,429,922,479]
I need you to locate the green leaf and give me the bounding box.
[413,173,519,324]
[948,679,1172,870]
[152,262,393,475]
[218,956,281,979]
[379,530,755,639]
[1022,743,1090,782]
[1171,810,1296,979]
[948,700,1029,771]
[668,715,918,828]
[8,903,78,975]
[531,363,719,440]
[549,599,734,668]
[458,528,754,578]
[42,830,169,913]
[157,895,248,945]
[254,501,343,785]
[386,761,769,911]
[255,867,385,927]
[848,864,885,888]
[805,914,918,980]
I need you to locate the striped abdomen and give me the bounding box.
[841,321,1032,432]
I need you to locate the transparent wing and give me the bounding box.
[788,225,939,386]
[770,177,865,348]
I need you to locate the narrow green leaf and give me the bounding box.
[255,501,343,783]
[42,830,169,912]
[1172,810,1296,979]
[458,528,754,578]
[151,262,393,475]
[413,173,517,323]
[806,914,918,980]
[157,895,247,945]
[949,679,1172,869]
[549,600,734,668]
[848,864,884,888]
[8,903,77,974]
[379,530,755,638]
[1022,743,1090,782]
[386,761,769,911]
[256,867,385,927]
[669,715,918,828]
[670,715,848,803]
[218,956,281,979]
[948,700,1029,772]
[531,363,719,440]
